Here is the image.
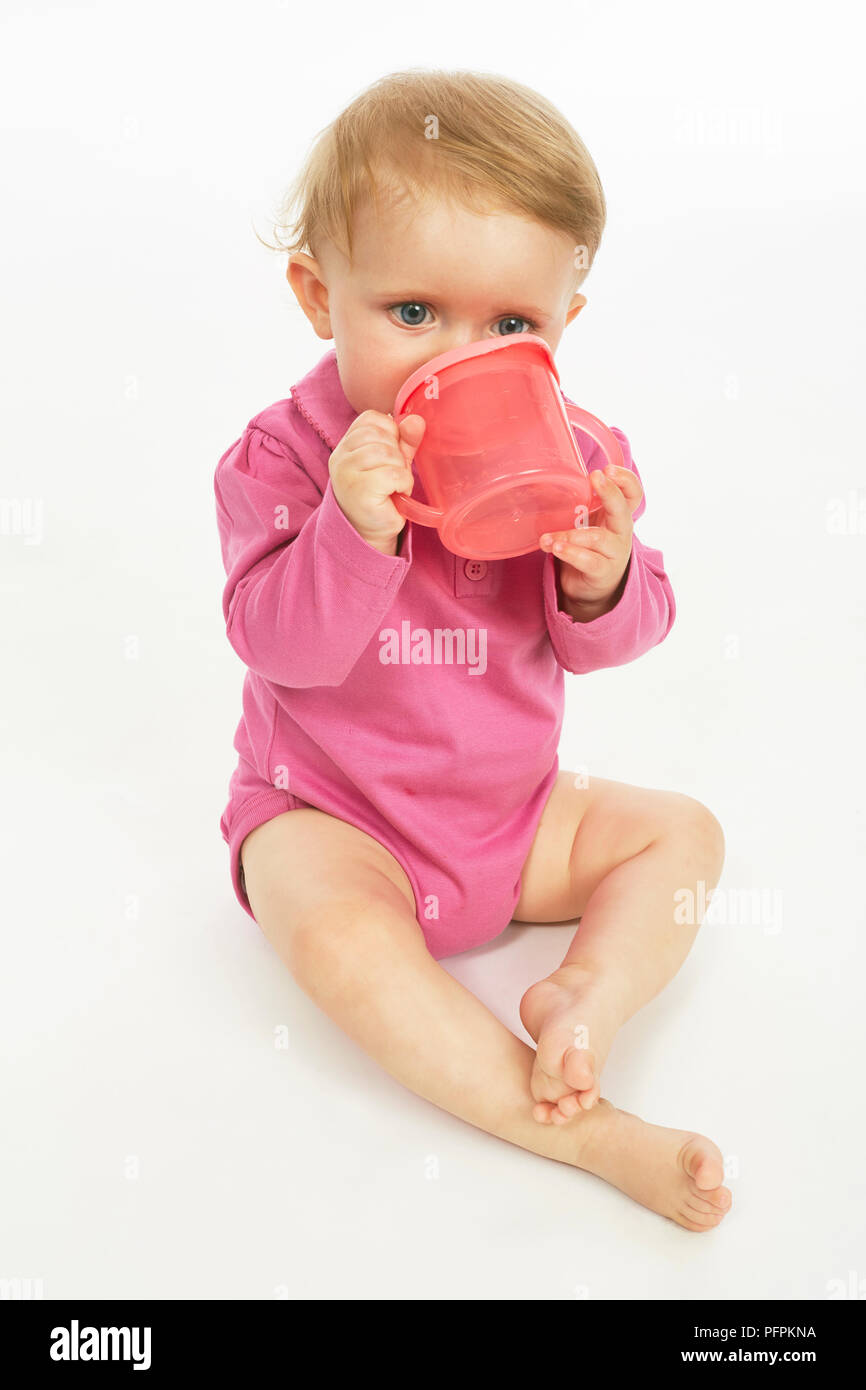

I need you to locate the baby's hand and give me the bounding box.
[539,464,644,618]
[329,411,426,554]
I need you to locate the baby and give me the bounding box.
[215,69,731,1231]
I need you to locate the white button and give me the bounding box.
[463,559,488,581]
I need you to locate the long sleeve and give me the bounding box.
[214,424,414,688]
[543,424,676,675]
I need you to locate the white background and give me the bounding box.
[2,0,864,1300]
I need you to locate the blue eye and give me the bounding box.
[392,302,429,326]
[495,316,533,336]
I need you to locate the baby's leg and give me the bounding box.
[240,808,731,1230]
[515,774,726,1121]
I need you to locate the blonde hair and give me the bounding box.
[259,68,606,285]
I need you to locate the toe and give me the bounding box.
[533,1100,557,1124]
[680,1209,726,1232]
[681,1182,732,1230]
[685,1194,726,1216]
[704,1186,732,1211]
[534,1027,575,1081]
[530,1064,571,1105]
[561,1045,596,1093]
[556,1093,582,1118]
[532,1032,596,1103]
[680,1135,725,1191]
[530,1049,580,1106]
[577,1083,600,1110]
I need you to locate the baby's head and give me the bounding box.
[269,69,606,415]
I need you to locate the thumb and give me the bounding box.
[396,412,426,463]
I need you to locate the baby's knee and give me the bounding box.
[670,796,726,873]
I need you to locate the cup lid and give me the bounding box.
[393,332,559,417]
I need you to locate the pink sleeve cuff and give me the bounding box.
[543,543,639,644]
[543,531,675,674]
[314,476,414,590]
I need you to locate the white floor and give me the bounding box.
[3,0,865,1301]
[3,432,864,1298]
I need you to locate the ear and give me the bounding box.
[287,252,333,340]
[565,292,587,327]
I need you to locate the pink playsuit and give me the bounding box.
[215,348,675,959]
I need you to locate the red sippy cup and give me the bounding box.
[391,333,623,561]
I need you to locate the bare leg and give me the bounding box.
[240,808,732,1231]
[515,773,726,1121]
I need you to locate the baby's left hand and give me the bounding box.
[539,464,644,616]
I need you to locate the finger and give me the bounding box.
[600,464,644,515]
[344,415,424,470]
[396,413,426,464]
[396,412,425,441]
[549,543,609,577]
[586,469,634,538]
[348,442,415,473]
[539,526,616,560]
[345,463,414,499]
[371,465,415,498]
[345,421,400,449]
[360,408,398,432]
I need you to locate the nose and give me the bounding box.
[444,329,486,352]
[416,330,485,370]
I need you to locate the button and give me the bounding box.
[463,559,488,581]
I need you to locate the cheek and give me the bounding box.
[337,348,402,415]
[344,328,420,411]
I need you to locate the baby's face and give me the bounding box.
[289,191,587,416]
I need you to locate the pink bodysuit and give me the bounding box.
[215,347,676,959]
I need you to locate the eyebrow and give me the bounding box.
[377,291,550,320]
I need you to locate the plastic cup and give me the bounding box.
[392,333,623,560]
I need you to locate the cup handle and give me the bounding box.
[563,402,625,474]
[392,493,444,527]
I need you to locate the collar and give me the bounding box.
[289,347,359,453]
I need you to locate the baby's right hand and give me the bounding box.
[328,410,426,554]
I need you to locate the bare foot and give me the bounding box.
[573,1098,733,1231]
[519,963,625,1121]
